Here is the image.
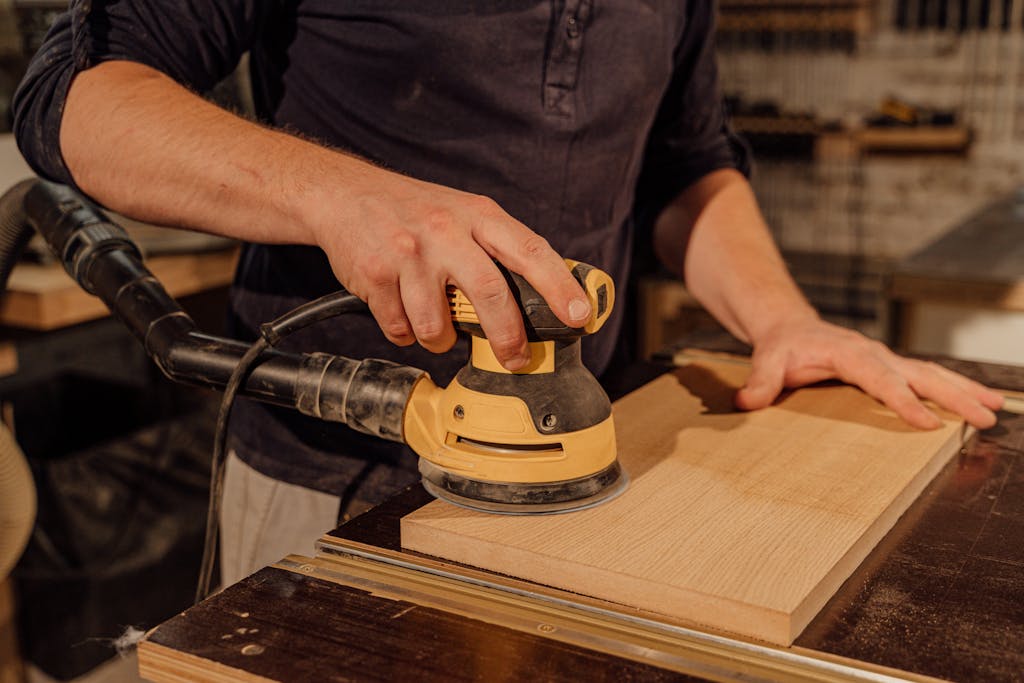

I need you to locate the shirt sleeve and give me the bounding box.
[12,0,272,186]
[634,1,751,233]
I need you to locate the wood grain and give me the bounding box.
[401,358,971,646]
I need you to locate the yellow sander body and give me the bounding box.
[403,261,627,514]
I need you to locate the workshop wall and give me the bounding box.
[697,0,1024,345]
[719,0,1024,262]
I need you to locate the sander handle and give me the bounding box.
[447,260,615,342]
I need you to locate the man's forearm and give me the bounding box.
[61,60,366,245]
[653,169,817,345]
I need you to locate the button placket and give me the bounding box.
[543,0,592,118]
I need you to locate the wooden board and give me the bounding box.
[401,357,971,646]
[0,248,238,330]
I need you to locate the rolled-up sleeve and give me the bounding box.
[634,0,751,228]
[12,0,270,185]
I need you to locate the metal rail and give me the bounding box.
[288,539,939,683]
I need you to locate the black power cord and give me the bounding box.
[195,290,368,603]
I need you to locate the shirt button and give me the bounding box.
[566,16,581,38]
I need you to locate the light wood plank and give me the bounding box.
[401,358,970,646]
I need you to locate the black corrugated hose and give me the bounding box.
[0,178,421,603]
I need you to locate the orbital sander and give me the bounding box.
[407,260,626,514]
[5,180,627,515]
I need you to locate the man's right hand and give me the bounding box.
[60,61,590,370]
[310,168,592,369]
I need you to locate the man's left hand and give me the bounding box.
[734,316,1005,430]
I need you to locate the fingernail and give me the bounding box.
[504,354,530,371]
[568,297,591,323]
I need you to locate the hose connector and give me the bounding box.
[23,181,140,294]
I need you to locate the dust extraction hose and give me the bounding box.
[15,178,423,441]
[0,179,37,579]
[0,178,439,584]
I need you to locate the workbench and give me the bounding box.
[888,189,1024,366]
[137,354,1024,682]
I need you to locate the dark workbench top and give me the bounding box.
[145,559,695,682]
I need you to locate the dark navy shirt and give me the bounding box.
[14,0,748,502]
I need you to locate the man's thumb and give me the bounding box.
[734,363,784,411]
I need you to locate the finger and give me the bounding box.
[452,258,530,370]
[784,365,836,386]
[836,353,942,429]
[472,211,591,327]
[735,347,787,411]
[921,361,1005,412]
[901,362,998,429]
[399,268,457,353]
[366,283,415,347]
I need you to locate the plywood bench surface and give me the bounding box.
[400,357,970,645]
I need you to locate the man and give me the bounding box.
[14,2,1002,586]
